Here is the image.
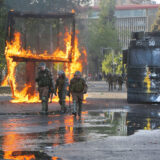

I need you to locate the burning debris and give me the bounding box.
[1,11,87,103]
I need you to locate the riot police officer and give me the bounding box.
[55,70,69,113]
[106,73,113,91]
[117,74,123,91]
[69,71,88,117]
[36,62,55,114]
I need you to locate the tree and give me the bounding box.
[4,0,91,13]
[102,51,113,74]
[87,0,121,75]
[152,7,160,31]
[0,0,7,83]
[102,52,123,75]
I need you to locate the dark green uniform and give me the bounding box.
[113,74,117,90]
[36,68,54,113]
[69,77,87,116]
[55,75,69,113]
[106,73,113,91]
[117,75,123,91]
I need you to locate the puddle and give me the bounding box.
[1,108,160,158]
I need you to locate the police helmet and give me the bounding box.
[74,71,81,76]
[58,70,64,76]
[39,62,46,67]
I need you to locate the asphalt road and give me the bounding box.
[0,81,160,160]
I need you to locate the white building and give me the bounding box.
[115,4,159,49]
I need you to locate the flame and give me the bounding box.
[72,9,75,13]
[52,157,60,160]
[65,31,82,79]
[144,118,151,130]
[3,32,71,62]
[1,30,87,103]
[144,66,151,93]
[4,151,35,160]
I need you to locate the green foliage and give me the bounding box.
[0,2,7,74]
[102,52,123,75]
[152,8,160,31]
[4,0,91,13]
[88,0,121,74]
[114,52,123,74]
[102,52,113,74]
[99,0,116,24]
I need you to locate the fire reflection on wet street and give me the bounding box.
[1,108,160,159]
[0,151,62,160]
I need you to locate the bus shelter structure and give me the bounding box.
[6,11,75,97]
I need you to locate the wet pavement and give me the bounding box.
[1,81,160,159]
[1,108,160,159]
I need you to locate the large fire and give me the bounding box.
[1,30,87,103]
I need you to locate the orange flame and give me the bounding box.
[1,30,87,103]
[65,31,82,79]
[72,9,75,13]
[4,151,35,160]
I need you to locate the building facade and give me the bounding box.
[79,1,159,50]
[116,0,156,5]
[115,4,159,49]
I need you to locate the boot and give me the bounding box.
[78,102,82,117]
[41,96,48,114]
[72,100,77,116]
[41,101,47,114]
[61,100,66,113]
[44,102,48,113]
[42,101,46,112]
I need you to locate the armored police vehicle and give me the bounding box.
[124,32,160,103]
